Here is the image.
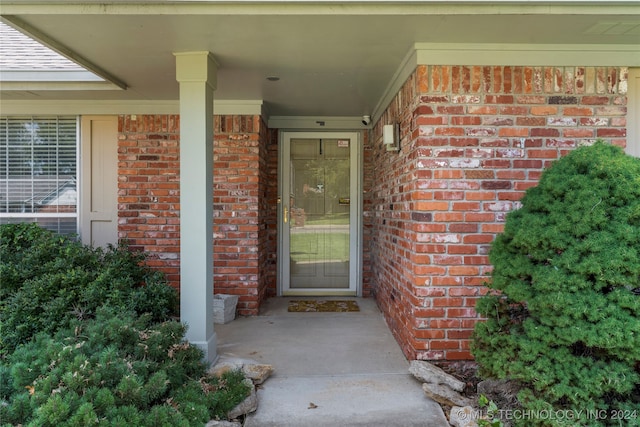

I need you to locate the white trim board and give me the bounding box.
[0,99,264,116]
[414,43,640,67]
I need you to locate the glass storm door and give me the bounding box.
[280,132,360,296]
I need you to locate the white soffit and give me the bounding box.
[1,1,639,120]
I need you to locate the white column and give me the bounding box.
[174,51,217,363]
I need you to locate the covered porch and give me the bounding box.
[1,1,639,366]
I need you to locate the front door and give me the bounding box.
[279,131,361,296]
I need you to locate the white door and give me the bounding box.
[80,116,118,247]
[279,131,362,296]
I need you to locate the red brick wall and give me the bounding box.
[118,115,181,284]
[259,126,278,302]
[369,65,628,361]
[118,114,271,315]
[265,129,279,297]
[361,130,373,297]
[213,115,270,315]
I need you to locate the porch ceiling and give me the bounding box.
[1,1,639,118]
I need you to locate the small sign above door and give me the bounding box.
[337,139,350,148]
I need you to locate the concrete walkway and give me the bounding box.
[215,297,449,427]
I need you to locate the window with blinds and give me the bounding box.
[0,116,78,235]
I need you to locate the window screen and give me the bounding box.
[0,117,78,235]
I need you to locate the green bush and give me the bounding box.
[0,309,251,426]
[472,142,640,426]
[0,223,178,356]
[0,224,251,425]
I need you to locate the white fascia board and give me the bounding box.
[0,70,105,82]
[1,2,639,16]
[215,100,264,116]
[268,116,370,130]
[0,99,264,116]
[0,81,124,91]
[414,43,640,67]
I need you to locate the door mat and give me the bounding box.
[288,300,360,312]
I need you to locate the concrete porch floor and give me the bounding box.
[215,297,449,427]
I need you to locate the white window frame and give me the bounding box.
[0,116,80,235]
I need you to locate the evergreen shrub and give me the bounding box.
[0,224,251,425]
[0,223,177,356]
[0,309,250,426]
[472,142,640,426]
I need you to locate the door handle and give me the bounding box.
[283,206,288,224]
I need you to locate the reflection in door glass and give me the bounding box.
[289,139,350,289]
